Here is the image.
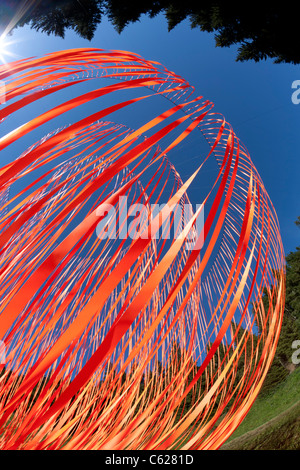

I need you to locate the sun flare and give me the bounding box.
[0,34,19,64]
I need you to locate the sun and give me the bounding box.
[0,34,19,64]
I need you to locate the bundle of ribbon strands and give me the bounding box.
[0,49,285,450]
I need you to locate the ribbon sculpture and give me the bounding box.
[0,49,285,450]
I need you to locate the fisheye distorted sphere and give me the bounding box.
[0,49,285,450]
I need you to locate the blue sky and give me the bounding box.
[2,12,300,255]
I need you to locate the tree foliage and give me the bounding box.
[285,247,300,323]
[0,1,299,64]
[258,218,300,394]
[0,0,103,41]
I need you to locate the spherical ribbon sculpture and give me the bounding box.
[0,49,285,450]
